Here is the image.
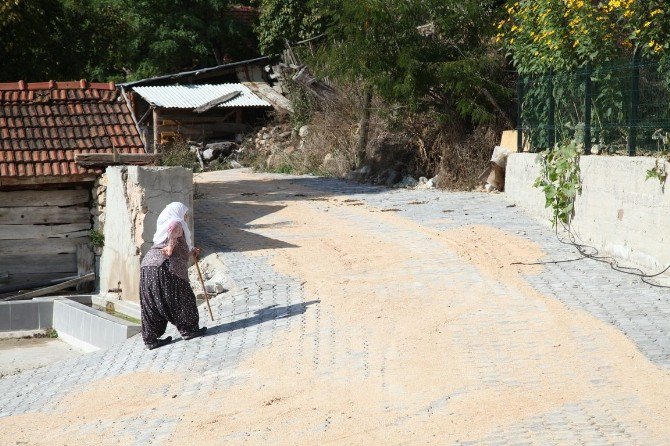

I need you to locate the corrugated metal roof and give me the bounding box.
[132,83,271,109]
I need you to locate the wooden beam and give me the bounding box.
[0,189,89,207]
[0,206,90,225]
[0,253,77,275]
[0,223,90,240]
[0,237,88,256]
[157,114,242,124]
[0,175,97,189]
[153,107,159,152]
[157,123,248,134]
[2,273,95,301]
[193,91,241,113]
[74,153,159,168]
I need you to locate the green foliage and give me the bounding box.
[646,129,670,185]
[534,141,582,226]
[0,0,258,82]
[45,328,58,339]
[309,0,511,125]
[159,139,201,172]
[89,229,105,248]
[0,0,131,81]
[256,0,323,54]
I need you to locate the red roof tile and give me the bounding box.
[0,80,144,179]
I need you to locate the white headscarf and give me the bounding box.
[153,202,193,250]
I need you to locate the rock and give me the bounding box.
[396,175,418,188]
[228,160,242,169]
[279,131,292,139]
[357,165,371,175]
[202,148,217,161]
[204,280,225,295]
[416,176,437,189]
[298,125,310,138]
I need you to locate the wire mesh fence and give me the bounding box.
[518,57,670,155]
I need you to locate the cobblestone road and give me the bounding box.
[0,169,668,445]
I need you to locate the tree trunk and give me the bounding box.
[356,86,373,168]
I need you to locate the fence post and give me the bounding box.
[628,50,640,156]
[584,63,592,155]
[517,76,524,152]
[548,70,555,149]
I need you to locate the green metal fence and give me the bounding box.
[517,57,670,155]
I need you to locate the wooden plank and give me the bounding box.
[158,123,248,133]
[75,153,158,167]
[0,237,87,256]
[76,243,94,276]
[76,243,95,292]
[0,206,90,225]
[0,174,97,188]
[160,114,239,123]
[0,252,77,274]
[0,189,89,207]
[193,91,241,113]
[2,273,95,301]
[0,223,91,240]
[0,272,73,290]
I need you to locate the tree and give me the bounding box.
[310,0,511,125]
[256,0,323,55]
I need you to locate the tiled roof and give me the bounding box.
[0,80,144,180]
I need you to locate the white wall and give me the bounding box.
[99,166,193,302]
[506,153,670,272]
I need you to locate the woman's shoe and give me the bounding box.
[183,327,207,340]
[147,336,173,350]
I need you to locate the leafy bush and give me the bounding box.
[534,141,582,226]
[159,139,200,172]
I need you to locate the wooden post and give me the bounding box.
[152,107,159,153]
[547,70,555,149]
[516,76,524,152]
[584,63,592,155]
[628,49,640,157]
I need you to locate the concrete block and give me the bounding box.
[9,301,39,331]
[37,301,53,329]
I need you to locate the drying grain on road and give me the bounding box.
[1,170,669,444]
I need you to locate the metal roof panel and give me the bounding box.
[132,83,271,108]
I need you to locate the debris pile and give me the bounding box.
[188,140,243,170]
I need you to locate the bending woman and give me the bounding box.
[139,202,207,350]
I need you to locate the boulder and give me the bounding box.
[298,125,310,138]
[396,175,419,188]
[204,280,226,295]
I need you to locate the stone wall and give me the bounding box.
[98,166,193,303]
[506,153,670,272]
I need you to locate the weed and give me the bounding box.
[89,229,104,248]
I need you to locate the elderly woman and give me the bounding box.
[139,202,207,350]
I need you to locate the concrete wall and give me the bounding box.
[52,299,140,352]
[99,166,193,302]
[506,153,670,272]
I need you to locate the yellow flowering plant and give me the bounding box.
[499,0,668,75]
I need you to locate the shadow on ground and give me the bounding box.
[205,300,320,336]
[194,175,386,254]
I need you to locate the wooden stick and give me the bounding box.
[194,254,214,321]
[1,273,95,301]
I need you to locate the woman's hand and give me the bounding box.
[191,247,202,259]
[161,245,174,257]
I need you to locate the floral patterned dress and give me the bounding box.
[139,222,200,346]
